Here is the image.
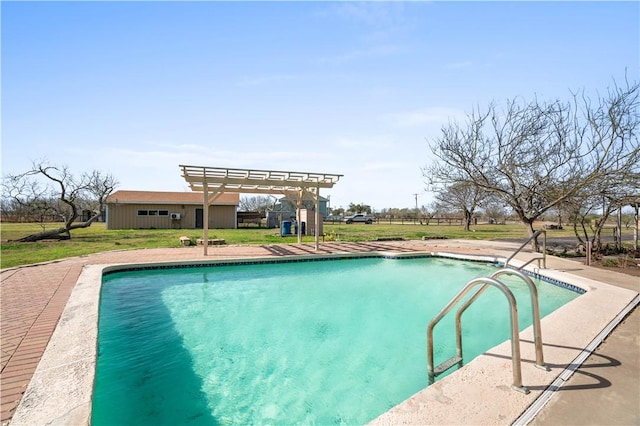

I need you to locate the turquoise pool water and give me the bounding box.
[92,257,580,425]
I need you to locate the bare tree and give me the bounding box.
[1,175,54,223]
[2,161,118,242]
[482,195,509,225]
[419,203,436,225]
[239,195,275,215]
[424,79,639,250]
[86,169,119,217]
[434,182,488,231]
[565,173,640,252]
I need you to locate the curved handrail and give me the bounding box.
[490,269,548,371]
[505,229,546,269]
[454,269,549,371]
[427,277,529,394]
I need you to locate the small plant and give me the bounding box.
[621,254,630,268]
[601,258,619,268]
[323,231,339,242]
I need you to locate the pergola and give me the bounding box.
[180,165,343,254]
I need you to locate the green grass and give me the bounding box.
[0,221,579,269]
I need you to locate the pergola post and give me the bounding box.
[283,192,301,242]
[296,189,304,244]
[315,185,320,250]
[203,182,209,256]
[201,183,225,256]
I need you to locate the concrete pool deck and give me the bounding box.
[1,240,638,425]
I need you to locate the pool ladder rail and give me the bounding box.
[426,268,550,394]
[505,229,547,270]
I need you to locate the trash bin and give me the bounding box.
[281,220,292,236]
[301,221,306,235]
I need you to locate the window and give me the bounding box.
[137,210,169,217]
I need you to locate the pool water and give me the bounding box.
[92,257,579,425]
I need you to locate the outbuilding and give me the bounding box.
[105,190,239,230]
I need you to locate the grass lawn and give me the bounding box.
[0,221,585,269]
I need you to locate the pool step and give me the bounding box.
[433,356,463,377]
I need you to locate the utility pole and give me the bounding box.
[413,193,418,210]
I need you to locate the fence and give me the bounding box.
[323,216,465,225]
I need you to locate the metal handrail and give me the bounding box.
[505,229,547,269]
[454,269,549,372]
[427,277,530,394]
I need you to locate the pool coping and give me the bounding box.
[9,251,639,425]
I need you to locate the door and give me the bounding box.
[195,208,203,228]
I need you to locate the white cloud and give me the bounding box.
[79,145,336,179]
[332,137,367,149]
[235,74,301,88]
[61,131,424,207]
[443,61,473,70]
[365,86,398,100]
[330,135,395,150]
[313,2,414,65]
[316,44,408,65]
[323,2,409,27]
[385,107,465,128]
[361,161,405,172]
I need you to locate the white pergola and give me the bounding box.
[180,165,343,254]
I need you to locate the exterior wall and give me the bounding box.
[209,205,236,229]
[300,209,323,236]
[106,203,236,230]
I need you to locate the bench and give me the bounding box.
[196,238,226,246]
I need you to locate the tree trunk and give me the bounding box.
[572,220,586,248]
[510,206,540,252]
[12,213,101,242]
[13,227,70,242]
[587,212,609,253]
[463,209,472,231]
[524,220,540,252]
[592,225,603,252]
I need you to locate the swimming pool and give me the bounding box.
[92,256,580,425]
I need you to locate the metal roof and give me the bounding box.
[180,165,342,194]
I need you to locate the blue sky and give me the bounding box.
[2,1,638,211]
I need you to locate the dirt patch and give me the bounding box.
[507,237,640,278]
[589,255,640,277]
[545,246,640,277]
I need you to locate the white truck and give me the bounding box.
[344,213,374,224]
